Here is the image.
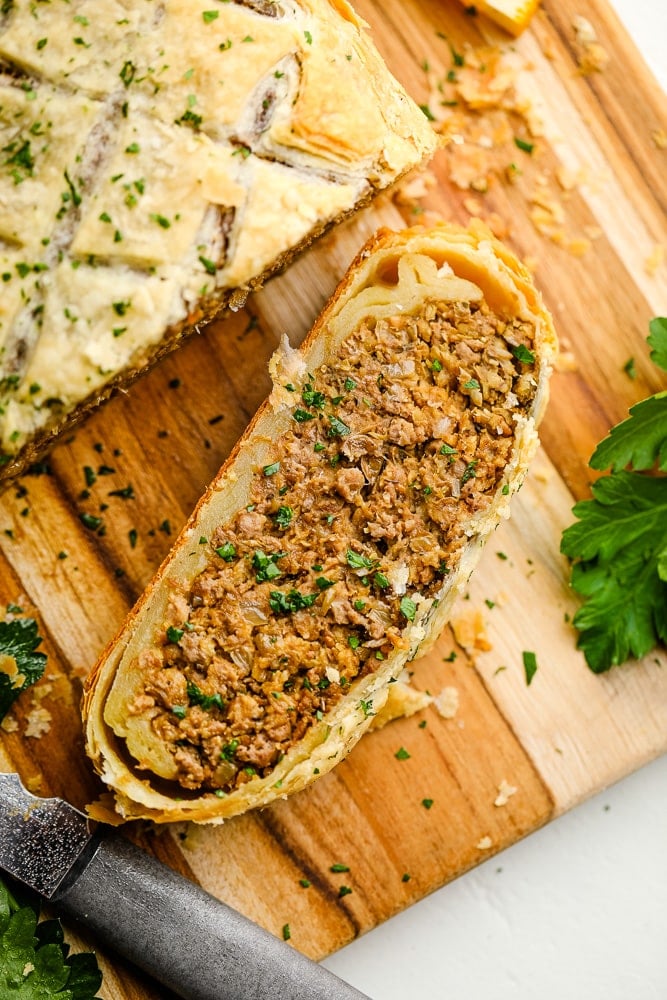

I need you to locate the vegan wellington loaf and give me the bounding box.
[0,0,436,478]
[84,222,557,823]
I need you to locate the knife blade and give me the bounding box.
[0,772,370,1000]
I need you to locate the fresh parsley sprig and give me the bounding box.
[0,875,102,998]
[561,318,667,672]
[0,617,47,721]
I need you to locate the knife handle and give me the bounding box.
[53,831,369,1000]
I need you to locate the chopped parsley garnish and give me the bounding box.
[0,617,47,721]
[252,550,283,583]
[80,513,103,531]
[203,9,219,22]
[346,550,375,570]
[512,344,536,364]
[463,378,481,391]
[282,923,291,941]
[302,383,326,408]
[522,650,538,685]
[330,863,350,873]
[400,596,417,622]
[359,698,374,717]
[373,572,390,590]
[187,682,224,712]
[461,461,477,484]
[274,506,293,529]
[293,408,315,423]
[338,886,353,898]
[263,461,280,476]
[394,746,411,761]
[199,255,217,275]
[623,357,637,379]
[176,109,203,129]
[422,798,434,809]
[108,484,135,500]
[220,739,239,761]
[327,415,351,438]
[120,60,135,87]
[560,317,667,672]
[216,542,236,561]
[166,626,184,643]
[316,576,334,590]
[514,136,535,154]
[269,589,318,614]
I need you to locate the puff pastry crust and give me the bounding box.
[83,222,557,824]
[0,0,435,477]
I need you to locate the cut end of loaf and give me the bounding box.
[83,222,557,824]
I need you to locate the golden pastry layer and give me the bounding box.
[0,0,436,477]
[84,222,557,824]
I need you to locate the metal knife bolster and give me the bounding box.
[0,771,97,897]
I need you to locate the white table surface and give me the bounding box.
[322,4,667,998]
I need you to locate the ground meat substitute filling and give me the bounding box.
[128,297,538,792]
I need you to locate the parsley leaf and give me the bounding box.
[590,392,667,472]
[561,318,667,672]
[0,618,47,721]
[589,317,667,473]
[0,875,103,998]
[561,473,667,672]
[648,316,667,372]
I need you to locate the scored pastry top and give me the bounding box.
[0,0,435,468]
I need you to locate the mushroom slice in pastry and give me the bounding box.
[84,223,557,824]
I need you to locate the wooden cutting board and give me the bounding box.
[1,0,666,993]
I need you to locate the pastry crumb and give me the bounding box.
[0,713,18,733]
[476,835,493,850]
[370,681,432,731]
[645,244,664,276]
[494,778,518,807]
[451,607,492,653]
[433,686,460,719]
[24,705,52,739]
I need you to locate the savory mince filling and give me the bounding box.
[129,298,538,792]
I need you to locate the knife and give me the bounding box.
[0,772,369,1000]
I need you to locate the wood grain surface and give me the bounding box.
[0,0,666,993]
